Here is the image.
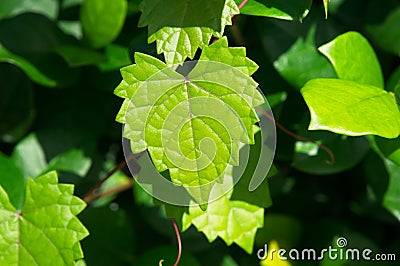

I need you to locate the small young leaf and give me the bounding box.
[182,167,264,254]
[235,0,312,21]
[318,31,384,89]
[0,171,89,265]
[301,78,400,138]
[138,0,239,65]
[80,0,127,48]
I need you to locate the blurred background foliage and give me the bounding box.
[0,0,399,265]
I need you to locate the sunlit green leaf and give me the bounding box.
[319,31,384,89]
[235,0,312,21]
[301,78,400,138]
[115,37,263,203]
[0,171,88,265]
[80,0,128,48]
[138,0,239,65]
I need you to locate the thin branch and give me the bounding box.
[237,0,249,10]
[84,179,133,204]
[172,219,182,266]
[255,107,335,164]
[82,152,141,203]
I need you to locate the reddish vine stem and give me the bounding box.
[255,107,335,164]
[172,219,182,266]
[237,0,249,9]
[82,153,139,203]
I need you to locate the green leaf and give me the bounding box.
[182,168,264,254]
[62,0,82,9]
[387,65,400,92]
[0,153,25,210]
[376,136,400,166]
[0,171,89,265]
[54,45,105,67]
[366,7,400,55]
[266,91,287,108]
[138,0,239,65]
[301,78,400,138]
[98,44,131,72]
[46,149,92,177]
[80,0,128,48]
[79,206,135,266]
[0,0,58,20]
[0,13,80,87]
[115,37,263,203]
[319,31,384,89]
[293,132,369,175]
[383,160,400,221]
[12,133,48,179]
[234,0,312,21]
[0,63,35,143]
[274,25,336,89]
[0,44,56,87]
[230,131,274,208]
[58,21,82,40]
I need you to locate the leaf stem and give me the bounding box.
[255,107,335,164]
[82,153,141,203]
[237,0,249,10]
[172,218,182,266]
